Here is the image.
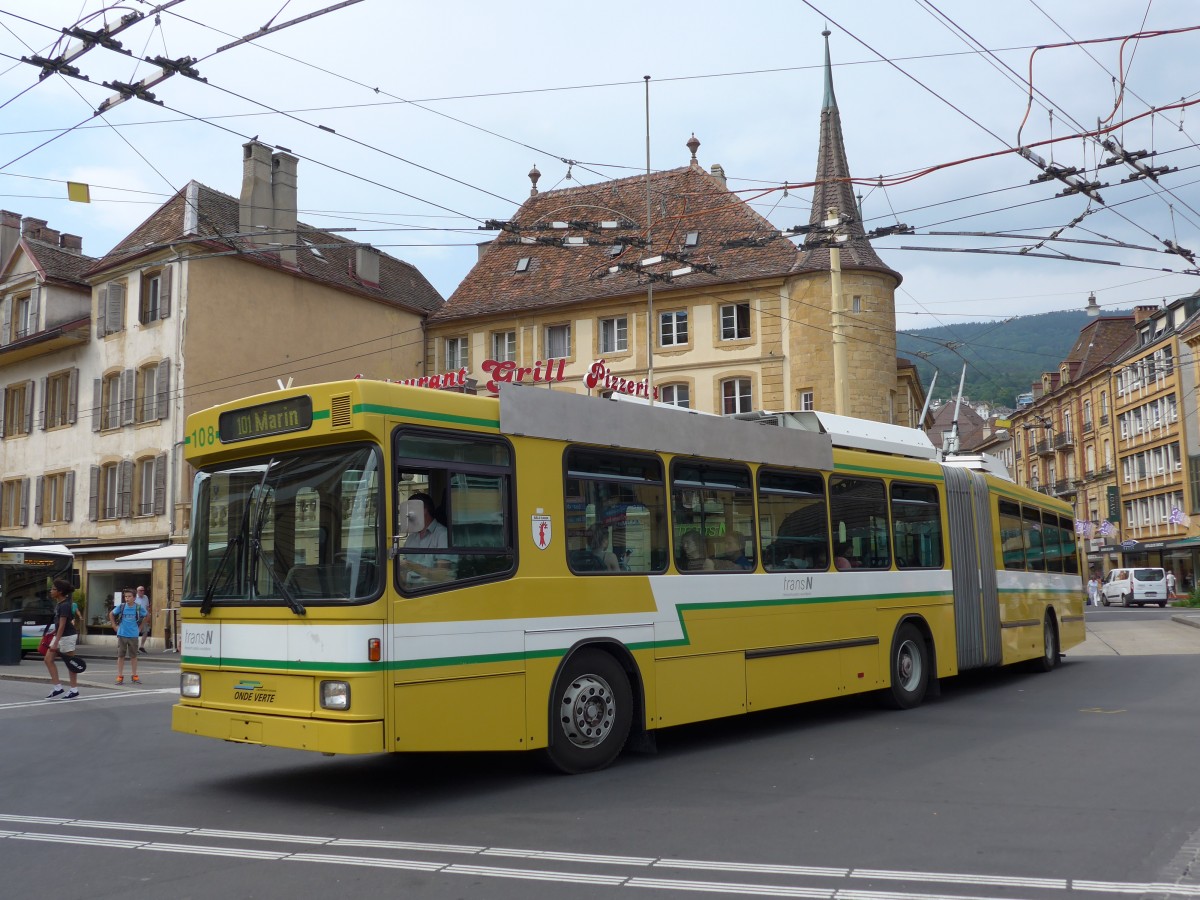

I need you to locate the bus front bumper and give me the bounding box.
[172,703,384,755]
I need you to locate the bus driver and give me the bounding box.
[399,492,452,583]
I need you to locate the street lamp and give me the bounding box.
[1086,291,1100,317]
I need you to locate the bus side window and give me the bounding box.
[670,459,755,574]
[999,500,1025,570]
[758,468,828,572]
[891,482,944,569]
[829,476,890,570]
[393,430,515,593]
[563,447,667,575]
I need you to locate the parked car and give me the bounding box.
[1101,567,1168,607]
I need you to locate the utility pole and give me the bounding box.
[644,75,655,406]
[827,207,849,416]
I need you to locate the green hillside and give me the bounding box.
[897,310,1128,408]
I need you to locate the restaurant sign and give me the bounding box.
[362,357,658,400]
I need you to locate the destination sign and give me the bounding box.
[219,396,314,443]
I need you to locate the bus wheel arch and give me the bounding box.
[1033,607,1060,672]
[882,617,932,710]
[543,641,639,774]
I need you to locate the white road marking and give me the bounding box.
[484,847,657,866]
[286,852,445,871]
[0,688,175,711]
[191,828,333,844]
[331,837,484,854]
[629,877,832,897]
[443,862,627,885]
[850,869,1068,889]
[1,813,1197,898]
[1073,882,1200,896]
[659,859,848,878]
[145,841,289,860]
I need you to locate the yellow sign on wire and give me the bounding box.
[66,182,90,203]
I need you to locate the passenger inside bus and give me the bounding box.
[678,530,714,571]
[587,525,620,571]
[712,534,753,570]
[834,543,854,571]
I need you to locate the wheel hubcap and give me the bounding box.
[559,673,615,749]
[896,639,922,691]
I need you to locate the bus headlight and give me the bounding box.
[320,680,351,710]
[180,672,201,698]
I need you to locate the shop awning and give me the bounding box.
[115,544,187,562]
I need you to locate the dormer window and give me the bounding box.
[515,257,531,273]
[608,244,625,257]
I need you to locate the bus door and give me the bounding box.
[941,466,1001,669]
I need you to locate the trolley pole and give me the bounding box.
[827,207,849,416]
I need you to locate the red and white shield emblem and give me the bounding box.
[531,515,552,549]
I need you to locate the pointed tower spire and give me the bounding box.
[797,30,897,278]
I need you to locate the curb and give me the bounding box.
[1172,613,1200,630]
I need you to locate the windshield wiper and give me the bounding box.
[201,524,245,616]
[247,459,306,617]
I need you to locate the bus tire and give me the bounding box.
[544,649,632,774]
[883,623,929,710]
[1033,611,1059,672]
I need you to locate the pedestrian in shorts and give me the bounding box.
[43,578,80,700]
[110,587,143,685]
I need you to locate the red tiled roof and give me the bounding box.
[22,238,95,286]
[1063,316,1136,379]
[88,182,444,315]
[437,165,801,322]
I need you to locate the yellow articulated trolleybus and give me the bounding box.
[173,379,1084,773]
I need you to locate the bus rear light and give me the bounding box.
[321,680,350,710]
[180,672,201,698]
[368,638,381,662]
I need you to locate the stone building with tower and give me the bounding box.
[427,34,923,425]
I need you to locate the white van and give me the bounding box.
[1100,567,1168,607]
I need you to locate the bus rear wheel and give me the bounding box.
[883,623,929,710]
[1033,611,1060,672]
[545,649,632,774]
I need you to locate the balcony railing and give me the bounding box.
[1036,439,1054,456]
[1082,418,1094,434]
[1053,479,1076,496]
[1054,430,1074,449]
[1100,413,1109,426]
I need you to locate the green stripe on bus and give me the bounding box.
[834,462,944,481]
[312,409,330,420]
[354,403,500,429]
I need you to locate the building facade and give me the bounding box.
[0,141,443,642]
[426,36,924,426]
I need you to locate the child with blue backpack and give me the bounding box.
[109,587,144,685]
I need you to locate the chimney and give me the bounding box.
[271,150,298,267]
[21,216,48,242]
[0,210,19,268]
[58,233,82,254]
[476,239,493,261]
[709,163,726,188]
[239,141,273,247]
[1134,304,1158,324]
[353,245,381,286]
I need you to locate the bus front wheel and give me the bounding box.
[883,623,929,710]
[545,649,632,774]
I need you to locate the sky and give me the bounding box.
[1,0,1198,341]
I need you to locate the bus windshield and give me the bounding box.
[0,546,75,649]
[185,444,382,606]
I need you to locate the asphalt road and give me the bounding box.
[3,610,1200,900]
